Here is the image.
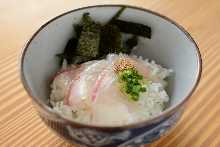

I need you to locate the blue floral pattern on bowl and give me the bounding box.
[67,127,131,146]
[62,110,182,147]
[119,110,181,147]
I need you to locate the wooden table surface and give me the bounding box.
[1,0,220,147]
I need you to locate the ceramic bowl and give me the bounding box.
[20,5,202,147]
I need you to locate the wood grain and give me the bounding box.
[1,0,220,146]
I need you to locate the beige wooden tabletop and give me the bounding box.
[1,0,220,147]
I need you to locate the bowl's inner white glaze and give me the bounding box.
[23,6,200,110]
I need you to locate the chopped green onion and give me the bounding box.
[118,68,147,101]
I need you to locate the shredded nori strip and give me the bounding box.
[111,19,151,38]
[108,6,126,24]
[75,13,101,58]
[99,24,125,55]
[57,7,152,66]
[74,24,82,38]
[124,35,138,53]
[56,37,78,65]
[70,55,94,64]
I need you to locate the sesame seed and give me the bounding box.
[113,58,135,73]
